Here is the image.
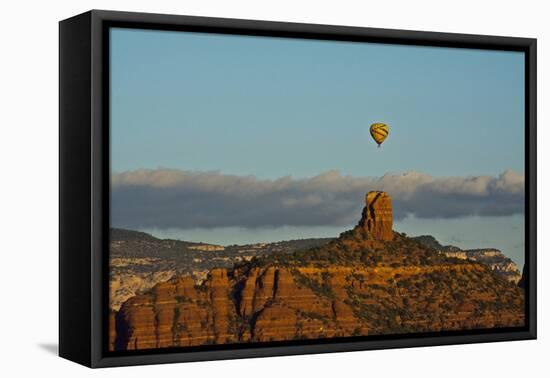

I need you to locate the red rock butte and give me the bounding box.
[358,191,393,241]
[109,189,526,351]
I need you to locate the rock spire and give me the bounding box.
[358,191,393,241]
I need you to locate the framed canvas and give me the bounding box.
[59,10,537,368]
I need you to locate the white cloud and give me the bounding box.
[111,169,524,229]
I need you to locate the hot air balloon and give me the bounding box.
[370,123,389,147]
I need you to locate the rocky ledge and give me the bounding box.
[413,236,522,284]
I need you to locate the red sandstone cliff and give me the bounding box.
[110,191,525,351]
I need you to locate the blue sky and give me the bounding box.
[110,28,526,266]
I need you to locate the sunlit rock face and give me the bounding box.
[359,191,393,241]
[110,191,525,351]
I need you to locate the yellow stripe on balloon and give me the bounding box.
[370,123,389,146]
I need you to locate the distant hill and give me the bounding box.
[111,228,159,242]
[411,235,461,252]
[412,236,522,284]
[110,227,215,257]
[111,227,333,257]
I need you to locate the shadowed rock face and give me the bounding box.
[109,191,525,351]
[359,191,393,241]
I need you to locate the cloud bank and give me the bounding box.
[111,169,524,230]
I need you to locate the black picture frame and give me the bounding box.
[59,9,537,368]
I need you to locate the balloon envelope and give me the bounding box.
[370,123,389,146]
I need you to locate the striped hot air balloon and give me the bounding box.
[370,123,389,147]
